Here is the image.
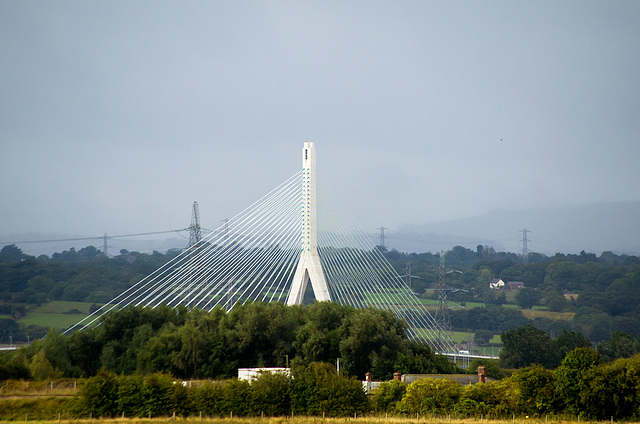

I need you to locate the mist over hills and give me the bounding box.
[389,201,640,256]
[3,202,639,258]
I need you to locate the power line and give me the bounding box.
[0,229,189,245]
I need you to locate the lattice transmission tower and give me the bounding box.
[377,226,387,249]
[186,201,202,307]
[434,251,452,340]
[188,201,202,249]
[520,228,530,264]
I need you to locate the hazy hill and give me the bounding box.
[391,201,640,256]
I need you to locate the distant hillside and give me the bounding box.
[392,201,640,255]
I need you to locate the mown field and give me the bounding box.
[18,301,98,330]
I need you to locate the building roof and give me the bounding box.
[401,374,495,385]
[507,281,525,290]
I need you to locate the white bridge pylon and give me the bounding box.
[67,141,456,354]
[287,142,331,304]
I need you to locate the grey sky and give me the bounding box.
[1,1,639,253]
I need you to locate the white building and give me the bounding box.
[237,367,290,383]
[489,278,505,289]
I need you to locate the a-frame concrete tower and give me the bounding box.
[287,141,331,305]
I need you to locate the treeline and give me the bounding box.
[2,243,640,343]
[385,246,640,341]
[11,349,640,421]
[378,349,640,421]
[3,302,456,381]
[70,363,367,418]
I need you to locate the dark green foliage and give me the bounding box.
[2,243,640,347]
[249,370,292,416]
[116,374,143,417]
[140,373,190,417]
[398,377,462,415]
[580,354,640,420]
[468,358,507,380]
[372,380,407,412]
[511,365,556,414]
[500,325,559,369]
[291,362,369,416]
[73,370,119,417]
[71,371,189,418]
[190,380,227,416]
[597,331,640,361]
[70,365,366,419]
[394,341,458,375]
[554,329,591,358]
[391,351,640,420]
[473,329,494,345]
[0,351,29,380]
[10,352,640,421]
[28,302,452,381]
[450,305,529,332]
[337,307,406,379]
[554,347,601,414]
[515,287,542,309]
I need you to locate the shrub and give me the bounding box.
[372,380,406,413]
[398,378,461,415]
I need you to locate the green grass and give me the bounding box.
[17,301,98,330]
[30,301,97,314]
[18,313,88,330]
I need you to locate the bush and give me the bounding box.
[250,370,292,416]
[372,380,406,413]
[398,378,461,415]
[291,362,369,416]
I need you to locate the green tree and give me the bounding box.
[338,307,406,379]
[28,350,62,380]
[579,354,640,420]
[554,329,591,359]
[500,325,559,369]
[250,370,292,416]
[597,331,638,361]
[372,380,407,413]
[290,362,368,416]
[398,378,462,415]
[140,373,189,417]
[553,347,601,415]
[515,287,542,309]
[116,375,144,417]
[73,370,120,418]
[512,365,556,414]
[477,268,492,286]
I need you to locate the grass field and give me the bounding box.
[18,301,97,330]
[0,416,596,424]
[520,309,574,321]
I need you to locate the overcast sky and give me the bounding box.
[1,1,639,253]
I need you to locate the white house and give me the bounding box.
[489,278,505,289]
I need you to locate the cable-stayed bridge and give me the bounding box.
[67,142,456,354]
